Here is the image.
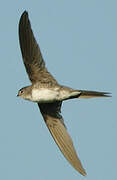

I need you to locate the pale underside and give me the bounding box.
[31,87,81,103]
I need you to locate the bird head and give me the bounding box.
[17,86,32,101]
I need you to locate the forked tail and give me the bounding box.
[78,90,111,98]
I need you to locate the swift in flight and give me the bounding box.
[17,11,110,176]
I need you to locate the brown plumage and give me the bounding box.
[19,11,58,85]
[18,11,111,176]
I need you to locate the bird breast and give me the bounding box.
[31,88,60,103]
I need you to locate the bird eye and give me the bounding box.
[20,90,23,94]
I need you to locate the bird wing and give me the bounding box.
[19,11,58,85]
[38,102,86,176]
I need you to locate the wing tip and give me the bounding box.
[75,164,87,176]
[81,170,87,176]
[22,10,28,17]
[19,10,29,25]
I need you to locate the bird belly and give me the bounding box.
[32,88,59,103]
[59,89,80,101]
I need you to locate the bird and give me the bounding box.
[17,11,110,176]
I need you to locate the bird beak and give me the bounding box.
[17,94,19,97]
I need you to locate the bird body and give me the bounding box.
[21,84,81,103]
[31,87,60,103]
[19,84,109,103]
[31,87,79,103]
[17,11,111,176]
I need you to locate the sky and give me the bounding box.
[0,0,116,180]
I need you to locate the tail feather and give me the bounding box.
[79,90,111,98]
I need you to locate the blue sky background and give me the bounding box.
[0,0,116,180]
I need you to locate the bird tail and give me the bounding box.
[78,90,111,98]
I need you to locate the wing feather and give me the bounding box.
[39,102,86,176]
[19,11,58,85]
